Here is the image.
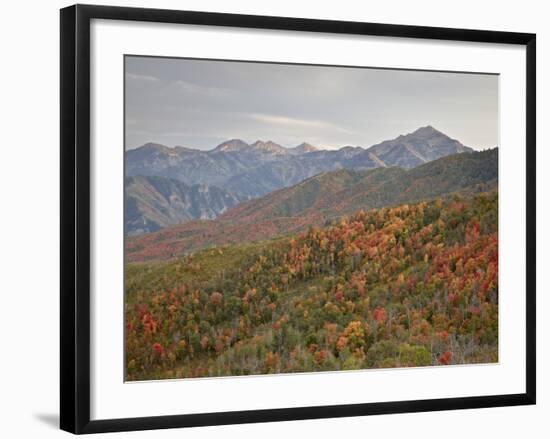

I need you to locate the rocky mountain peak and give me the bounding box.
[139,142,171,152]
[250,140,287,154]
[409,125,446,139]
[213,139,249,152]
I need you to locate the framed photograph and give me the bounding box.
[60,4,536,434]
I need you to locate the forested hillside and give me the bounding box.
[125,192,498,380]
[126,149,497,262]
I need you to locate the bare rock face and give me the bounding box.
[125,175,247,235]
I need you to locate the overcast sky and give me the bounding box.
[125,56,498,151]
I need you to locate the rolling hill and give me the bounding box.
[126,148,497,262]
[125,192,498,380]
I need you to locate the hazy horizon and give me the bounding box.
[125,56,499,152]
[130,125,500,153]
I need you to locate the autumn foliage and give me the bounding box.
[125,192,498,381]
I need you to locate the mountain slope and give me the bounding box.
[125,175,247,235]
[126,149,497,261]
[223,147,378,197]
[366,125,473,168]
[204,126,474,198]
[222,148,497,225]
[126,193,498,380]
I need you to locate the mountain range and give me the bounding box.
[126,126,473,198]
[125,126,476,234]
[126,148,497,261]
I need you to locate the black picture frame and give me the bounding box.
[60,4,536,434]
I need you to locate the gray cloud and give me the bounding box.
[125,56,498,151]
